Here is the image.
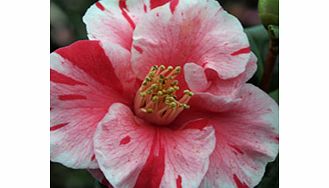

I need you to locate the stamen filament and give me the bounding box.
[134,65,193,125]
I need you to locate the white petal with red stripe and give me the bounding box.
[50,40,133,169]
[83,0,147,50]
[94,103,216,188]
[199,84,279,188]
[187,53,257,112]
[131,0,250,80]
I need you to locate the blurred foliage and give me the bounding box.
[50,0,279,187]
[258,0,279,27]
[245,25,279,92]
[51,0,96,52]
[51,162,107,188]
[270,89,279,103]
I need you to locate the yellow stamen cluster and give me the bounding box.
[134,65,193,125]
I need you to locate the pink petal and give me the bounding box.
[94,103,216,188]
[101,41,138,98]
[50,40,133,169]
[131,0,250,80]
[207,52,257,95]
[200,84,279,188]
[83,0,148,50]
[188,53,257,112]
[183,62,210,92]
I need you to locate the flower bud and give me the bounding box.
[258,0,279,27]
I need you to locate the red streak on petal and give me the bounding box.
[274,136,279,142]
[176,175,182,188]
[143,4,147,12]
[120,136,131,145]
[233,174,249,188]
[58,94,87,101]
[229,144,244,155]
[122,10,135,29]
[56,41,123,92]
[231,47,251,56]
[150,0,171,9]
[51,69,87,86]
[119,0,135,29]
[91,154,96,161]
[96,2,105,11]
[50,123,68,131]
[134,45,143,54]
[119,0,128,10]
[134,131,165,188]
[170,0,179,14]
[184,118,209,131]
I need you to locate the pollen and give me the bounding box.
[134,65,193,125]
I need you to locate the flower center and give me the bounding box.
[134,65,193,125]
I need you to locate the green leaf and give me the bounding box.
[258,0,279,27]
[256,156,279,188]
[268,25,279,39]
[51,162,96,188]
[244,25,269,84]
[269,89,279,103]
[244,25,279,91]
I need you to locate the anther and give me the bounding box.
[173,86,180,90]
[174,66,181,73]
[151,65,158,71]
[181,104,190,109]
[171,80,178,86]
[184,90,194,96]
[145,77,152,82]
[134,65,193,125]
[170,102,177,108]
[166,87,175,93]
[152,96,159,102]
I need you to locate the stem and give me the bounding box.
[261,36,279,92]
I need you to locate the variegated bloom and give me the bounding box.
[50,0,278,188]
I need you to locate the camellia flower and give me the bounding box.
[50,0,278,188]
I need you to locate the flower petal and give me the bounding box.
[206,52,257,96]
[188,53,257,112]
[200,84,279,188]
[131,0,250,79]
[50,40,132,168]
[83,0,147,50]
[183,62,210,92]
[94,103,216,188]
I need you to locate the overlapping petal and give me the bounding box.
[83,0,141,50]
[94,103,216,188]
[83,0,175,50]
[51,1,279,188]
[131,0,250,80]
[50,40,135,168]
[187,53,257,112]
[196,84,279,188]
